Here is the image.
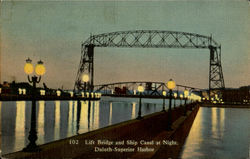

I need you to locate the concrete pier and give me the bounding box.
[3,103,200,159]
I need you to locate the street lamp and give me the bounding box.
[137,85,144,119]
[183,89,189,116]
[23,58,45,152]
[82,74,89,97]
[166,79,175,131]
[24,58,46,87]
[173,93,177,108]
[180,94,183,105]
[162,91,167,112]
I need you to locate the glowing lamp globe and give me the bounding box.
[35,60,46,76]
[167,79,176,90]
[180,94,183,99]
[82,74,89,82]
[138,85,144,93]
[162,91,167,96]
[24,58,34,75]
[174,93,177,98]
[184,89,189,98]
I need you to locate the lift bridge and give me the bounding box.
[74,30,225,99]
[94,81,203,99]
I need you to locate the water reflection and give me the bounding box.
[109,102,112,125]
[67,101,73,136]
[79,101,88,134]
[44,101,55,143]
[92,101,100,130]
[1,99,176,155]
[15,101,26,151]
[54,101,60,140]
[181,107,249,159]
[131,102,136,119]
[37,101,45,144]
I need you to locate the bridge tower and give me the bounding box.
[209,45,225,99]
[74,43,94,92]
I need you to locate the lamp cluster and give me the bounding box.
[189,93,201,102]
[24,58,46,76]
[18,88,26,95]
[81,92,102,98]
[208,95,223,104]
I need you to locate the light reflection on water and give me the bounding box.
[15,101,26,151]
[1,98,177,155]
[180,107,250,159]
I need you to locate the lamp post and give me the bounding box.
[137,85,144,119]
[162,91,167,112]
[166,79,175,131]
[173,93,177,108]
[183,89,189,116]
[23,58,45,152]
[82,74,89,98]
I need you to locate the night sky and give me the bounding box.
[1,1,249,90]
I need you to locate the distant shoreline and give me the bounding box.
[201,104,250,108]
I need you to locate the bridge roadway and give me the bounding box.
[3,103,199,159]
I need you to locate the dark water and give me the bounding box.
[180,107,250,159]
[0,97,182,155]
[2,100,249,158]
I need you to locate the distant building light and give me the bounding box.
[18,88,22,95]
[40,90,45,96]
[70,91,74,97]
[56,90,61,97]
[22,89,26,95]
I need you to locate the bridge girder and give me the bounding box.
[94,81,203,97]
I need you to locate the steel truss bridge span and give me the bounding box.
[74,30,225,98]
[94,81,202,98]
